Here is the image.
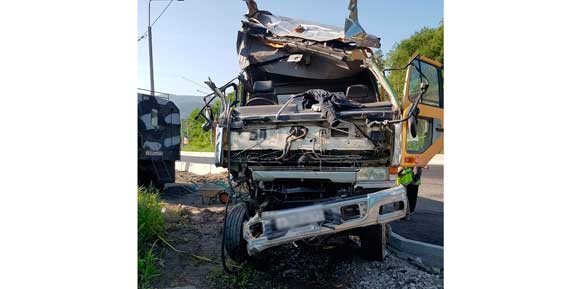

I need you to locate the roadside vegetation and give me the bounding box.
[181,92,235,152]
[138,186,165,289]
[385,20,444,97]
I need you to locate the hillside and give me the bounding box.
[167,95,204,119]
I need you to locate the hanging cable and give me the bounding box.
[138,0,176,42]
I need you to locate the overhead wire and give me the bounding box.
[138,0,176,42]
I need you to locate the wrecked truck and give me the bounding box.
[198,0,444,265]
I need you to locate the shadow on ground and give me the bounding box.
[390,197,444,246]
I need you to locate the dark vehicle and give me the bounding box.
[138,93,181,190]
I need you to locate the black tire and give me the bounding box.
[224,203,250,263]
[152,180,165,192]
[138,160,163,191]
[359,224,386,261]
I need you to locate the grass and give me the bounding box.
[138,186,165,245]
[210,265,258,289]
[138,246,159,289]
[182,143,214,152]
[138,186,165,289]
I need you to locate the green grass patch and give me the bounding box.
[210,265,258,289]
[138,186,165,245]
[138,186,165,289]
[138,245,159,289]
[181,143,214,152]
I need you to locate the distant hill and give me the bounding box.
[167,95,205,120]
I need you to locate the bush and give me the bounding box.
[183,92,235,152]
[138,186,165,246]
[138,186,165,288]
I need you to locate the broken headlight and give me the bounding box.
[356,167,389,182]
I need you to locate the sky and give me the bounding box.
[137,0,443,98]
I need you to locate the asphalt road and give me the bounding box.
[179,154,215,164]
[417,164,444,211]
[391,164,444,246]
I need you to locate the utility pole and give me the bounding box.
[148,5,155,96]
[147,0,183,97]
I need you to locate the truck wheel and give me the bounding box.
[359,224,386,261]
[224,203,249,263]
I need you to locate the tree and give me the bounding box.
[182,91,235,152]
[373,48,385,69]
[385,21,443,97]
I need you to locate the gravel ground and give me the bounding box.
[155,171,443,289]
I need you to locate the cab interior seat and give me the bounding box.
[246,80,279,106]
[346,84,376,104]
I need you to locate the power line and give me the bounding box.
[137,0,175,42]
[180,76,210,91]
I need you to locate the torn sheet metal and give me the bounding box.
[344,0,381,48]
[244,0,380,48]
[236,30,364,79]
[252,13,344,42]
[244,0,343,42]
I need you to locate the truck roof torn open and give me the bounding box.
[238,0,380,80]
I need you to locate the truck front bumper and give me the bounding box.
[242,185,407,255]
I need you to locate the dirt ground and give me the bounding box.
[154,171,443,289]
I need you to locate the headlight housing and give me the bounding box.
[356,167,389,182]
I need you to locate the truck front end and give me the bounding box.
[198,0,413,261]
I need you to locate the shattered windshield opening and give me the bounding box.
[242,70,383,107]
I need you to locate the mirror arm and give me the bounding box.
[366,83,428,127]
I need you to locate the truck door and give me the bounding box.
[401,55,444,167]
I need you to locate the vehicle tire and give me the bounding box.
[224,203,250,263]
[138,160,164,191]
[359,224,386,261]
[152,180,165,192]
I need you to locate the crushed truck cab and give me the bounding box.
[200,0,444,262]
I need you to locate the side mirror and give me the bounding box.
[408,106,420,138]
[408,115,418,138]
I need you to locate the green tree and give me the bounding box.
[182,92,235,152]
[373,48,385,68]
[385,21,443,97]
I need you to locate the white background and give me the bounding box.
[1,0,564,288]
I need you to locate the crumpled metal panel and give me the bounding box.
[254,13,344,42]
[236,30,364,79]
[243,185,407,254]
[244,0,380,48]
[344,0,381,48]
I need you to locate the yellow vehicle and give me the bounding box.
[401,55,444,168]
[198,0,443,267]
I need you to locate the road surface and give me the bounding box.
[391,164,444,246]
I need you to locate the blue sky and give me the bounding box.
[137,0,443,97]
